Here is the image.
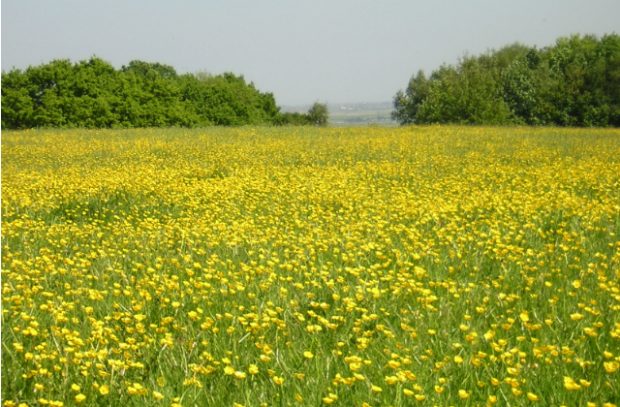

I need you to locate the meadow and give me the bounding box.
[2,126,620,406]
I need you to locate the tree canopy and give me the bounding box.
[1,58,291,129]
[393,34,620,126]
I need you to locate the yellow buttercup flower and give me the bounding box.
[604,361,619,373]
[248,364,259,375]
[563,376,581,391]
[527,392,539,401]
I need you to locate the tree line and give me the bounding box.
[1,58,328,129]
[393,33,620,126]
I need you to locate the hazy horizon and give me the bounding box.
[2,0,619,105]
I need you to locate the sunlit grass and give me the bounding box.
[2,126,620,406]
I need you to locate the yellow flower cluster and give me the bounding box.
[2,126,619,406]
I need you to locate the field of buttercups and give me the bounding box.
[2,126,620,406]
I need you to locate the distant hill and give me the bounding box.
[282,102,396,126]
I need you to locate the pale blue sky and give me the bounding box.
[2,0,619,105]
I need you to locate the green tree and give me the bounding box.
[392,70,430,124]
[416,59,513,125]
[1,69,34,129]
[307,102,329,126]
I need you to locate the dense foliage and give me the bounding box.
[393,34,620,126]
[1,58,293,129]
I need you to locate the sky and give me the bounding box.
[2,0,619,106]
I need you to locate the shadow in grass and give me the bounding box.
[6,188,186,225]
